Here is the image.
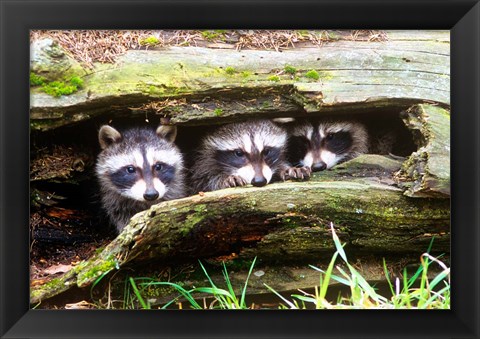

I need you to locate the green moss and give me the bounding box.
[134,81,187,97]
[326,31,340,40]
[30,72,46,86]
[241,71,252,78]
[38,75,84,97]
[261,101,272,109]
[213,108,224,116]
[95,246,106,254]
[310,70,333,82]
[69,76,84,87]
[201,30,227,41]
[139,281,179,299]
[76,258,117,286]
[284,65,297,74]
[42,81,78,97]
[30,277,64,300]
[139,36,160,47]
[225,66,237,75]
[296,30,310,38]
[173,204,209,236]
[267,75,280,82]
[305,70,320,80]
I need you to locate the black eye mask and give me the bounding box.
[287,136,310,165]
[214,149,249,168]
[324,131,353,154]
[110,166,139,190]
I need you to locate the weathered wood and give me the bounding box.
[395,104,450,197]
[30,155,450,304]
[30,31,450,131]
[29,31,451,305]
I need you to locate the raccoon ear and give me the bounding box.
[156,125,177,143]
[98,125,122,149]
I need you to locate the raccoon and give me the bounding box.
[287,120,368,171]
[190,120,310,193]
[96,124,186,233]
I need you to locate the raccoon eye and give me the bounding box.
[126,166,136,174]
[234,149,245,157]
[263,147,271,156]
[153,163,163,172]
[326,133,335,140]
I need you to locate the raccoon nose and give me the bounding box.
[143,189,159,201]
[312,162,327,172]
[251,176,268,187]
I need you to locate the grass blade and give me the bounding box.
[129,277,150,309]
[329,223,348,262]
[318,251,339,301]
[221,263,238,307]
[264,283,298,309]
[145,281,203,309]
[309,265,350,286]
[240,257,257,308]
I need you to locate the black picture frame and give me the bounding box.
[1,1,479,338]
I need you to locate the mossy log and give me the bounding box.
[30,153,450,304]
[29,31,451,304]
[30,30,449,131]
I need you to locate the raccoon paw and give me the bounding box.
[223,175,248,188]
[281,166,311,181]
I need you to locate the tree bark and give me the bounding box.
[30,153,450,304]
[396,104,451,197]
[30,31,449,130]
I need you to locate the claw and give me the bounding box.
[223,175,247,188]
[298,166,312,180]
[283,166,311,181]
[234,175,247,187]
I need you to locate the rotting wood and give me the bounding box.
[29,31,451,306]
[395,104,450,198]
[30,31,450,131]
[30,155,450,304]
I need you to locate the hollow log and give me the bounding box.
[30,153,450,304]
[29,31,451,305]
[395,104,451,197]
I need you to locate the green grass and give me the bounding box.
[123,258,258,310]
[117,224,449,310]
[267,224,450,309]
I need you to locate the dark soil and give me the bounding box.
[30,206,113,283]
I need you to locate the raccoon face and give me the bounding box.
[106,149,177,201]
[208,121,287,187]
[97,125,182,202]
[289,121,367,171]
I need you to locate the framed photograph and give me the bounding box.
[1,1,479,338]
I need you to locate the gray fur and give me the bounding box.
[96,125,185,233]
[288,120,369,170]
[190,120,310,193]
